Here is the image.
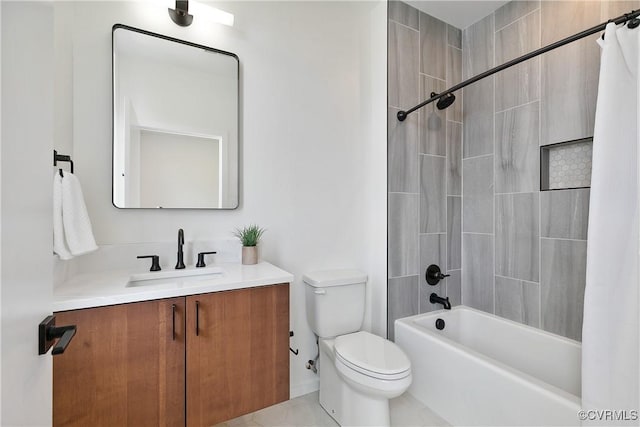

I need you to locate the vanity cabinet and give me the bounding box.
[53,283,289,427]
[53,297,186,426]
[186,285,290,426]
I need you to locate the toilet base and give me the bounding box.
[318,339,392,427]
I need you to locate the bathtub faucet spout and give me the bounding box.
[430,293,451,310]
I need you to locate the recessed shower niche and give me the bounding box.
[541,138,593,191]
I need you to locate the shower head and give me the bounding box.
[398,92,456,122]
[436,92,456,110]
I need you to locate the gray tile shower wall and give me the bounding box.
[388,0,637,342]
[388,20,419,110]
[388,107,419,193]
[388,1,419,30]
[462,155,494,233]
[388,193,419,278]
[462,233,494,312]
[388,2,462,340]
[495,276,540,327]
[420,76,447,156]
[494,7,541,118]
[463,77,494,158]
[388,275,419,341]
[495,193,539,282]
[540,189,590,240]
[540,239,588,341]
[446,122,462,195]
[420,13,447,79]
[420,155,446,233]
[494,0,539,30]
[446,46,463,123]
[495,58,539,112]
[419,233,447,313]
[540,2,602,144]
[459,0,639,341]
[495,102,540,193]
[447,196,461,270]
[445,269,462,306]
[462,14,494,79]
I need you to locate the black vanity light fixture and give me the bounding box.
[168,0,193,27]
[168,0,234,27]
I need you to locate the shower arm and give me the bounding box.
[397,8,640,122]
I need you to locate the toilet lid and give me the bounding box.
[334,331,411,377]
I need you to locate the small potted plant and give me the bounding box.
[233,224,266,265]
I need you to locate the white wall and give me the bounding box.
[0,2,3,420]
[359,0,388,339]
[56,1,387,396]
[2,2,54,425]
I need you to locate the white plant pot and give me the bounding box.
[242,246,258,265]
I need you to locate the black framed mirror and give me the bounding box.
[112,24,239,209]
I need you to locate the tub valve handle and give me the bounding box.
[426,264,449,285]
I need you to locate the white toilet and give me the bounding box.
[303,269,412,427]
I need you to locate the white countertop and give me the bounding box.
[53,261,294,312]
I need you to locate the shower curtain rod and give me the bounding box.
[397,8,640,122]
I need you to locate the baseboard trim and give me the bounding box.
[290,378,319,399]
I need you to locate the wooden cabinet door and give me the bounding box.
[53,298,186,427]
[186,284,289,426]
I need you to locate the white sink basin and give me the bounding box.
[127,266,224,287]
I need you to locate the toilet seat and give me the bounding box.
[334,331,411,380]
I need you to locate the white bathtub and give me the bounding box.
[395,306,582,426]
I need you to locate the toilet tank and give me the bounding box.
[303,269,367,338]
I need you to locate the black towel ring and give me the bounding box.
[53,150,74,174]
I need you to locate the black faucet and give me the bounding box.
[430,293,451,310]
[175,228,185,269]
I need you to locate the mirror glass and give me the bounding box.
[112,25,239,209]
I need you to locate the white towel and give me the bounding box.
[61,171,98,256]
[52,170,98,259]
[53,171,73,260]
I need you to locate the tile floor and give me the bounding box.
[214,391,449,427]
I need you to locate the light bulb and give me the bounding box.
[190,1,234,26]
